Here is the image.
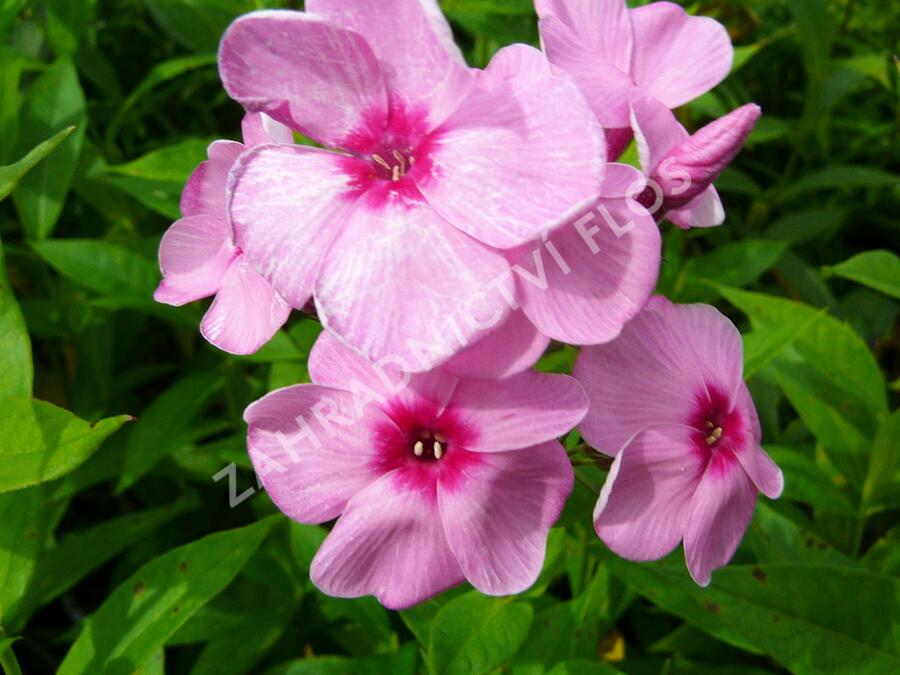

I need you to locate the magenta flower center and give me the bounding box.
[689,383,745,460]
[369,146,416,182]
[409,428,448,462]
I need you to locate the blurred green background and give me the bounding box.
[0,1,898,674]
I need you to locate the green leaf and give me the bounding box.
[742,308,823,379]
[262,645,419,675]
[605,556,900,674]
[118,372,224,491]
[827,250,900,299]
[547,660,623,675]
[674,240,787,303]
[779,166,899,201]
[0,397,130,493]
[144,0,256,52]
[0,126,74,202]
[765,446,858,516]
[57,516,279,675]
[12,58,86,240]
[764,207,848,244]
[32,239,158,302]
[427,592,533,675]
[0,237,31,398]
[862,410,900,516]
[747,503,858,567]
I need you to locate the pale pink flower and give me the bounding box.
[574,297,783,585]
[219,1,604,369]
[154,113,292,355]
[632,97,761,229]
[245,332,586,608]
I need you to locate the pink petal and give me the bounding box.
[478,43,551,88]
[535,0,633,72]
[314,198,512,371]
[420,64,605,248]
[310,471,464,609]
[229,145,357,308]
[629,2,732,109]
[631,95,688,175]
[241,112,294,147]
[730,387,783,499]
[594,424,705,561]
[438,440,573,595]
[450,371,588,453]
[441,309,551,380]
[600,162,648,198]
[309,330,405,400]
[665,185,725,229]
[306,0,472,127]
[180,140,244,219]
[153,215,235,306]
[539,16,636,129]
[683,451,757,586]
[605,127,634,162]
[218,10,388,148]
[244,385,388,523]
[200,256,292,355]
[575,299,734,456]
[515,191,660,345]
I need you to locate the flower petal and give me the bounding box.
[539,15,636,129]
[310,471,464,609]
[665,186,725,229]
[450,371,588,453]
[180,140,244,219]
[420,65,605,248]
[594,424,705,561]
[229,144,357,308]
[478,43,551,88]
[309,329,405,399]
[153,215,234,306]
[218,10,388,147]
[438,441,573,595]
[535,0,633,72]
[240,112,294,147]
[306,0,472,126]
[244,385,388,523]
[314,198,512,371]
[200,256,291,355]
[441,309,551,380]
[683,451,757,586]
[730,387,783,499]
[631,95,688,175]
[629,2,732,109]
[515,191,660,345]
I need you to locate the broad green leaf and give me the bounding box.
[144,0,256,52]
[713,166,762,196]
[0,637,23,675]
[0,126,74,201]
[427,592,533,675]
[547,660,623,675]
[0,397,130,493]
[33,239,158,302]
[747,503,858,567]
[399,586,467,644]
[827,250,900,299]
[118,372,224,491]
[862,410,900,516]
[604,556,900,674]
[44,0,97,55]
[764,207,848,244]
[779,166,899,201]
[765,446,857,516]
[57,516,279,675]
[0,0,27,36]
[262,645,419,675]
[742,308,823,378]
[863,526,900,577]
[12,59,86,240]
[674,240,787,303]
[25,495,197,612]
[0,237,31,398]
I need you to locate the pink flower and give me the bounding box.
[154,113,293,355]
[632,97,761,229]
[244,331,586,608]
[573,297,783,585]
[219,1,604,370]
[536,0,733,158]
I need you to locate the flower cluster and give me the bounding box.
[155,0,782,608]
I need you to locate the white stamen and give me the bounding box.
[705,426,723,446]
[392,149,407,172]
[372,153,391,172]
[433,442,443,460]
[414,440,424,456]
[391,165,401,181]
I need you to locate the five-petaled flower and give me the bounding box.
[244,332,586,608]
[574,297,784,585]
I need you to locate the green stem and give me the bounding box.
[0,640,22,675]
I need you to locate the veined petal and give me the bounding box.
[478,43,551,89]
[244,385,388,523]
[535,0,633,72]
[683,450,757,586]
[229,144,358,309]
[665,186,725,229]
[629,2,732,109]
[314,197,512,372]
[438,441,573,595]
[307,0,472,126]
[450,371,588,453]
[309,329,406,400]
[419,66,604,249]
[218,10,388,148]
[594,424,705,561]
[200,256,291,355]
[240,112,294,147]
[310,471,464,609]
[154,214,234,306]
[631,95,688,175]
[180,140,244,219]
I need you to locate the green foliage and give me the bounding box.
[0,0,896,674]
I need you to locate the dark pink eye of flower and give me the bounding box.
[688,383,746,456]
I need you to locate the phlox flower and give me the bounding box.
[574,297,783,585]
[154,113,293,354]
[244,331,586,608]
[219,0,604,370]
